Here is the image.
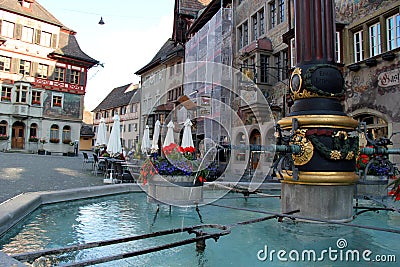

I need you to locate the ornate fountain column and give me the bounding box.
[278,0,359,221]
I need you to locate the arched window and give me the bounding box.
[29,123,38,138]
[354,113,388,146]
[0,120,8,138]
[50,124,59,143]
[62,125,71,143]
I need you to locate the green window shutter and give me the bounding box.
[79,70,86,86]
[35,29,41,44]
[11,58,19,74]
[51,34,58,49]
[14,24,22,40]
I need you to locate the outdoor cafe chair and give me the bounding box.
[93,154,106,176]
[82,152,95,171]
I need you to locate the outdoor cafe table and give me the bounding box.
[100,157,126,184]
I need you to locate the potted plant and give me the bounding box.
[49,138,60,143]
[1,96,11,102]
[38,138,47,154]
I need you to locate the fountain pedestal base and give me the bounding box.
[281,183,354,222]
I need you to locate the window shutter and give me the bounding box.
[34,29,41,44]
[51,34,58,49]
[48,65,55,80]
[32,62,38,77]
[11,58,19,74]
[65,68,71,83]
[15,24,22,40]
[79,70,86,86]
[0,20,3,36]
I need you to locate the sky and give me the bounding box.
[37,0,175,111]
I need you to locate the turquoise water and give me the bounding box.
[0,192,399,266]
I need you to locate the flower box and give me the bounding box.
[0,135,9,140]
[1,97,11,102]
[29,137,39,142]
[147,174,203,206]
[49,138,60,143]
[62,139,72,144]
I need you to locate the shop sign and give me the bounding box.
[378,69,400,87]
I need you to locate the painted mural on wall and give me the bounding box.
[43,92,81,119]
[344,61,400,121]
[335,0,396,22]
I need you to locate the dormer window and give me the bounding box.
[19,0,33,9]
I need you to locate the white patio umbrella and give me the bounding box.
[95,118,107,147]
[141,125,151,154]
[106,114,122,154]
[163,121,175,147]
[151,120,161,151]
[181,118,194,148]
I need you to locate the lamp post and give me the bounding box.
[278,0,359,221]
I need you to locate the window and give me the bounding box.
[31,90,41,105]
[282,51,288,80]
[1,85,12,102]
[54,67,65,81]
[121,106,126,115]
[15,85,28,103]
[29,123,38,138]
[238,21,249,49]
[0,56,11,72]
[369,23,381,57]
[386,13,400,51]
[70,69,80,84]
[259,9,265,36]
[290,38,296,67]
[128,124,132,132]
[50,125,59,140]
[52,93,63,108]
[269,1,276,29]
[244,21,248,47]
[252,14,258,40]
[354,30,363,62]
[176,61,182,73]
[278,0,285,23]
[19,60,31,76]
[170,64,175,77]
[275,53,282,81]
[0,120,7,136]
[335,32,341,63]
[37,64,48,78]
[62,126,71,142]
[1,21,14,38]
[21,26,34,43]
[40,31,52,47]
[260,54,270,83]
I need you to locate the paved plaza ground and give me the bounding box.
[0,152,105,204]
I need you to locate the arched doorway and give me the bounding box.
[249,129,261,170]
[12,121,25,149]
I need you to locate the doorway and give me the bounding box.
[12,121,25,149]
[249,129,261,170]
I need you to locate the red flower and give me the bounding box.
[178,146,184,153]
[388,189,395,196]
[184,146,195,153]
[198,176,206,183]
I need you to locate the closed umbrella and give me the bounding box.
[163,121,175,147]
[106,114,122,154]
[181,118,194,149]
[151,120,161,152]
[141,125,151,154]
[95,118,107,147]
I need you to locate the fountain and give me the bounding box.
[277,0,359,221]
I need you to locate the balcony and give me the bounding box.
[12,104,42,118]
